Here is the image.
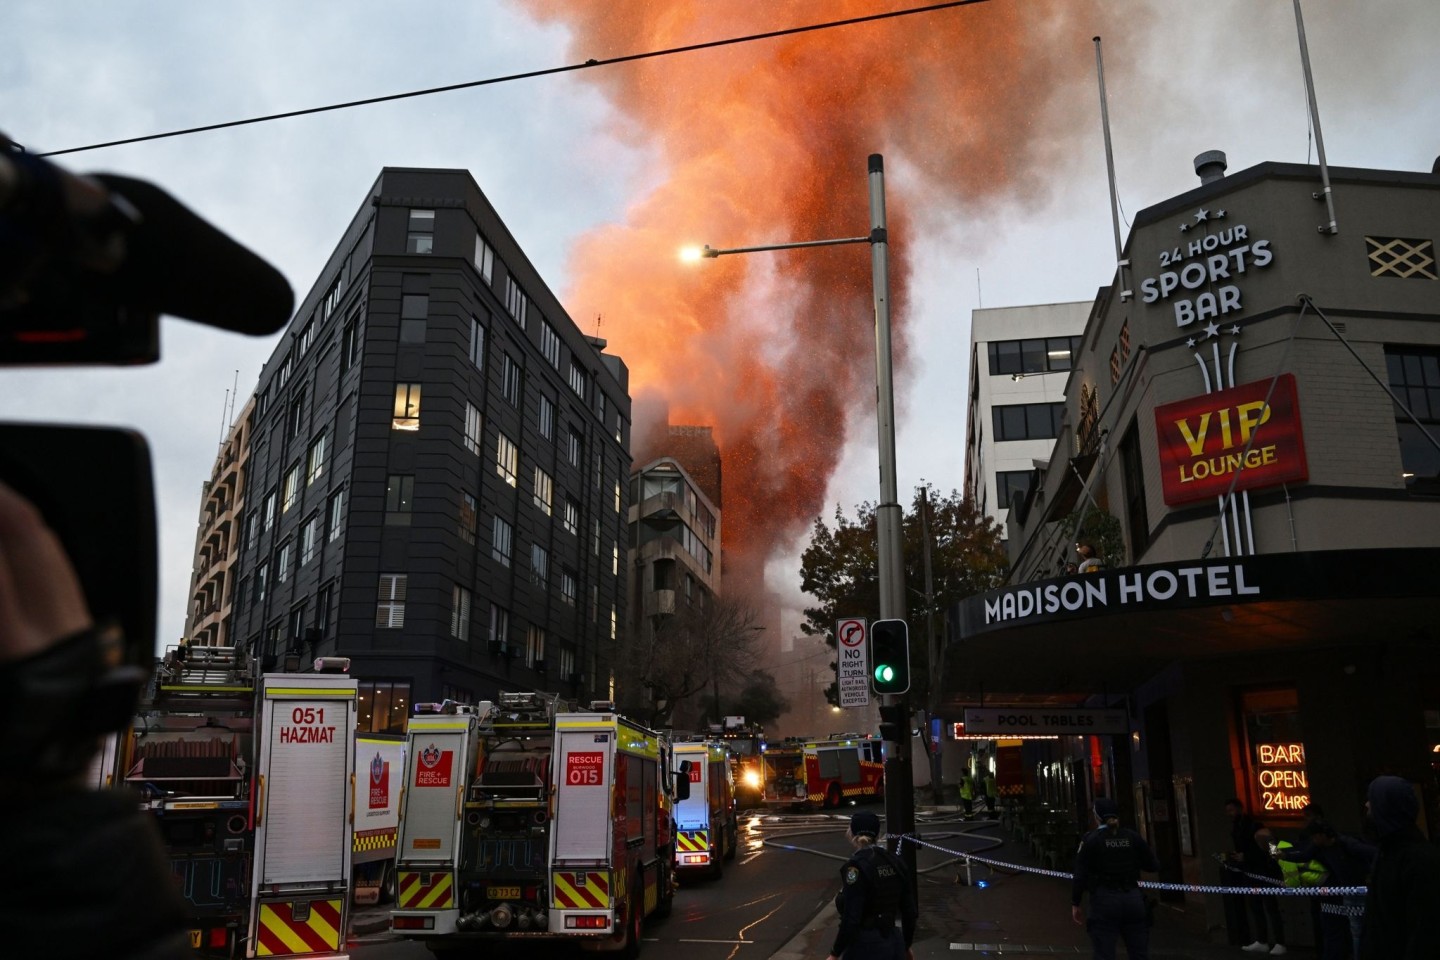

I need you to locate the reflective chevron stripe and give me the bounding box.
[255,900,342,957]
[397,870,454,909]
[552,871,610,909]
[676,830,710,852]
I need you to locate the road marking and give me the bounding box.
[950,945,1084,954]
[678,938,756,944]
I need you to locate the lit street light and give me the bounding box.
[684,153,914,864]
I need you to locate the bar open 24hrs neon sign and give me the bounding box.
[1254,742,1310,812]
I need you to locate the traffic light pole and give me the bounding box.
[866,156,917,880]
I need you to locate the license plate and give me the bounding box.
[487,885,521,899]
[188,930,202,949]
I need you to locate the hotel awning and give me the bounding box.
[939,548,1440,711]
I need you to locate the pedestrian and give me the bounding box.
[827,810,917,960]
[1076,542,1105,573]
[1071,797,1160,959]
[984,771,999,817]
[1224,797,1287,955]
[959,772,975,817]
[1277,819,1375,960]
[1358,775,1440,960]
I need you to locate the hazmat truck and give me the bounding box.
[391,695,686,955]
[121,644,357,958]
[671,739,737,878]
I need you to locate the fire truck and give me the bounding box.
[392,694,686,955]
[714,716,765,809]
[351,735,405,905]
[121,644,358,959]
[671,739,737,878]
[760,735,884,810]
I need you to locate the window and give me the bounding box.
[541,321,561,369]
[315,581,335,639]
[306,434,326,485]
[614,478,622,513]
[451,584,471,640]
[376,574,407,628]
[464,402,483,456]
[538,394,555,440]
[1119,421,1149,560]
[474,233,495,283]
[559,646,575,680]
[992,402,1064,442]
[615,415,624,446]
[1367,236,1437,280]
[460,493,478,544]
[593,451,602,490]
[277,351,293,390]
[504,276,528,329]
[501,353,521,406]
[263,489,277,531]
[385,475,414,525]
[567,427,582,467]
[256,563,268,603]
[282,464,301,514]
[530,543,549,586]
[995,470,1034,512]
[357,680,411,735]
[327,487,346,542]
[987,336,1082,375]
[492,515,513,567]
[489,604,510,651]
[340,313,361,375]
[400,293,427,343]
[533,467,553,515]
[589,584,598,622]
[560,568,577,606]
[323,272,344,319]
[610,605,617,641]
[406,209,435,254]
[300,513,321,565]
[562,497,579,536]
[612,542,619,575]
[1386,347,1440,494]
[496,432,519,486]
[298,317,316,356]
[597,391,606,426]
[526,626,546,669]
[469,315,486,370]
[592,517,601,556]
[245,509,259,550]
[276,541,292,583]
[568,360,588,400]
[287,604,306,649]
[393,383,421,431]
[288,391,305,439]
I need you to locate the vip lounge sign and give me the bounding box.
[1154,375,1308,506]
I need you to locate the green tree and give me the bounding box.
[798,488,1008,709]
[727,671,790,728]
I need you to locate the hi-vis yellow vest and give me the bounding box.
[1276,841,1328,887]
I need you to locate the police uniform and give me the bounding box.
[830,812,917,960]
[1072,799,1159,960]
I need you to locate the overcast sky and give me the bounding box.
[3,1,1436,664]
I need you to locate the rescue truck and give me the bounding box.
[391,694,687,955]
[714,716,765,808]
[761,735,885,809]
[351,735,405,905]
[121,644,358,959]
[671,739,737,878]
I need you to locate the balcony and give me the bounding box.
[644,590,677,617]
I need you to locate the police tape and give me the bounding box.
[895,835,1367,898]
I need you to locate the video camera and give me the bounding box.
[0,133,294,777]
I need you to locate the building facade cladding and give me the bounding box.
[183,394,256,648]
[961,301,1090,537]
[951,159,1440,939]
[226,168,632,720]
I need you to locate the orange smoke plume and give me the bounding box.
[521,0,1111,589]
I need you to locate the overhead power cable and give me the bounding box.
[39,0,988,158]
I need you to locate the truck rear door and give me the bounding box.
[249,673,357,959]
[550,721,616,933]
[393,715,471,921]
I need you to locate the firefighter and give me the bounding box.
[827,811,917,960]
[1071,797,1160,960]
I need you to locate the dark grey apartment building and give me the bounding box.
[226,168,631,732]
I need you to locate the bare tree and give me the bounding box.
[628,595,764,729]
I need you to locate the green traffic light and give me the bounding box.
[874,664,894,683]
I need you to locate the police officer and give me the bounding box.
[1071,797,1159,960]
[828,811,918,960]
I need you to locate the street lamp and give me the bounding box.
[684,153,913,858]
